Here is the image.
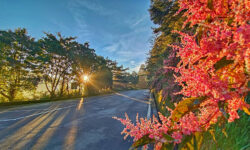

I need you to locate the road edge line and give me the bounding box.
[147,93,152,120]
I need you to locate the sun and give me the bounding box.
[83,75,89,82]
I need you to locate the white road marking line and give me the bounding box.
[143,93,152,150]
[115,93,150,104]
[0,107,58,113]
[147,94,152,120]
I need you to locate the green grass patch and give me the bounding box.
[201,112,250,150]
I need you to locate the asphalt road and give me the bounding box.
[0,89,150,150]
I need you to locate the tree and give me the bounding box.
[84,56,113,95]
[106,58,129,83]
[39,33,75,98]
[70,42,99,95]
[0,29,40,101]
[93,56,113,89]
[147,0,186,105]
[127,71,139,85]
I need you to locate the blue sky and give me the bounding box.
[0,0,154,72]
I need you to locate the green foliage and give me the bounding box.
[0,29,40,101]
[163,133,174,141]
[132,134,155,148]
[201,113,250,150]
[92,56,113,89]
[161,143,174,150]
[178,135,193,149]
[38,33,76,97]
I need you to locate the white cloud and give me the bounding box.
[130,65,141,72]
[103,43,120,52]
[130,61,145,73]
[130,60,135,65]
[68,0,115,16]
[131,14,148,28]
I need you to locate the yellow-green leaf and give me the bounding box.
[171,97,206,122]
[242,106,250,115]
[132,135,155,148]
[214,57,234,71]
[196,26,204,44]
[207,0,213,10]
[222,128,228,138]
[209,129,217,143]
[194,132,204,150]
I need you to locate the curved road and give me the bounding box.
[0,90,149,150]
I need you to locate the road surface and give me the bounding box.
[0,90,150,150]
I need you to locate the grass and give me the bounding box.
[0,88,142,108]
[201,112,250,150]
[152,91,250,150]
[0,95,83,107]
[0,91,112,108]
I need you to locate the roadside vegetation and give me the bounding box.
[115,0,250,149]
[0,29,139,103]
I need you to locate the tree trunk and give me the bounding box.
[50,91,56,99]
[8,87,16,102]
[66,81,70,96]
[59,76,65,97]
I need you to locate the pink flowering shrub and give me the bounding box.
[114,0,249,149]
[172,0,249,123]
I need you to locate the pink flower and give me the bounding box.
[171,132,183,144]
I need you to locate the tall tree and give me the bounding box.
[0,29,40,101]
[39,33,75,98]
[106,58,129,83]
